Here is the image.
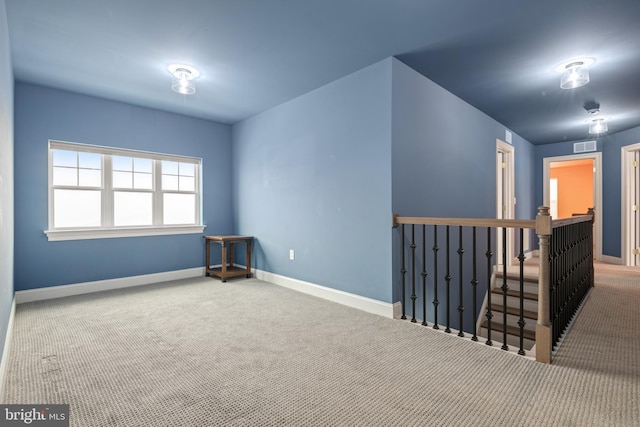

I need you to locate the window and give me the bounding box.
[46,140,205,241]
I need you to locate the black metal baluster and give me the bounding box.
[433,225,439,330]
[517,228,526,356]
[445,225,451,333]
[501,227,509,350]
[410,224,417,323]
[457,226,465,337]
[400,224,406,320]
[422,225,428,327]
[471,227,478,342]
[485,227,493,346]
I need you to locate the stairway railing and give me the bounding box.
[393,206,594,363]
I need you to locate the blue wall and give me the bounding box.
[13,83,233,291]
[0,0,15,366]
[232,59,393,302]
[534,127,640,259]
[390,58,536,329]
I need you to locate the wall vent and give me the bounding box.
[574,140,596,153]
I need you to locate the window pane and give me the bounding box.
[134,158,152,173]
[134,172,153,190]
[179,162,195,176]
[53,167,78,186]
[113,155,133,171]
[54,189,101,228]
[162,160,179,175]
[113,171,132,188]
[179,176,195,191]
[114,192,153,226]
[52,150,77,167]
[163,193,196,225]
[79,169,102,187]
[79,152,101,169]
[162,175,179,191]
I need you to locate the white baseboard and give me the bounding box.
[600,255,623,265]
[253,268,395,319]
[14,267,205,304]
[0,298,16,400]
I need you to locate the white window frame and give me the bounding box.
[45,140,205,241]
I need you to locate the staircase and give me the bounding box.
[479,266,539,350]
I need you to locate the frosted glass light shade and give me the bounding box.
[560,64,589,89]
[588,119,608,134]
[171,69,196,94]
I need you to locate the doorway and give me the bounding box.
[543,153,603,261]
[496,139,514,266]
[622,143,640,266]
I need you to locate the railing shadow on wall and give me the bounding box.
[392,207,594,363]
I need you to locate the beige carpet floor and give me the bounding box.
[2,262,638,426]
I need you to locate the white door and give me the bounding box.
[633,151,640,265]
[621,144,640,266]
[496,140,514,266]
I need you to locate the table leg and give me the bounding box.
[221,243,227,282]
[246,239,252,278]
[205,239,210,276]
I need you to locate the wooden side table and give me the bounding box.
[204,235,254,282]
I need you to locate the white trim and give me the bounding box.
[496,139,515,266]
[392,301,403,319]
[621,142,640,266]
[0,298,16,400]
[253,268,395,319]
[600,255,623,265]
[44,225,206,241]
[15,267,205,304]
[543,152,603,261]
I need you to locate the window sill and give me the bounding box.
[44,225,206,241]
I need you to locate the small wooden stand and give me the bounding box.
[204,235,254,282]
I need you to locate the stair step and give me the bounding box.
[490,303,537,320]
[494,271,539,294]
[491,287,537,301]
[495,270,538,283]
[480,320,536,341]
[479,327,535,351]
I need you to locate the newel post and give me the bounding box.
[535,206,552,364]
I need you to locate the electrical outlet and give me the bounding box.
[289,249,295,260]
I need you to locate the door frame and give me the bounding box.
[543,152,603,261]
[496,139,515,266]
[621,142,640,266]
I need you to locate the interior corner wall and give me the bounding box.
[390,58,536,328]
[0,0,15,369]
[13,83,233,291]
[390,58,535,219]
[231,59,393,303]
[534,126,640,259]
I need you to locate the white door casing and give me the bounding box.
[543,153,603,262]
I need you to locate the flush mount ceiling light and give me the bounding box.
[167,64,200,95]
[587,117,609,135]
[554,57,595,90]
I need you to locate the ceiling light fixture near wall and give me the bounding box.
[554,57,595,89]
[168,64,200,95]
[587,117,608,135]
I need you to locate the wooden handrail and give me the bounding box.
[393,214,535,229]
[552,214,593,228]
